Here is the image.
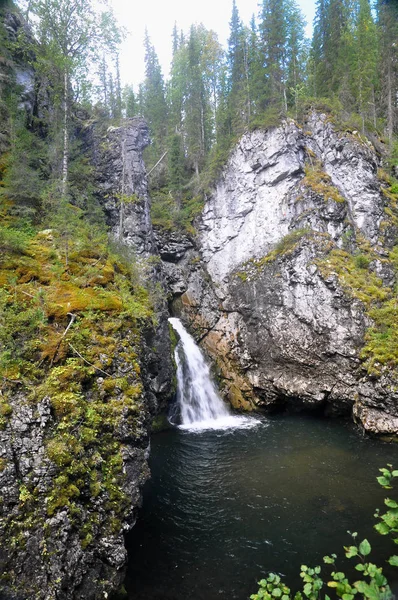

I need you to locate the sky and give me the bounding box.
[110,0,316,89]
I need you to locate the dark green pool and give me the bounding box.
[125,414,398,600]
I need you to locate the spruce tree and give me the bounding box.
[141,30,168,165]
[227,0,248,134]
[352,0,378,130]
[377,0,398,145]
[260,0,288,112]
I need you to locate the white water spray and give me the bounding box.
[169,318,260,431]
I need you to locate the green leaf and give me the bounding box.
[359,539,371,556]
[354,581,380,600]
[388,555,398,566]
[272,588,282,597]
[342,594,354,600]
[345,546,358,558]
[375,522,390,535]
[303,583,312,597]
[323,556,335,564]
[391,471,398,478]
[384,498,398,508]
[355,564,365,572]
[377,476,392,488]
[382,512,398,528]
[379,468,391,477]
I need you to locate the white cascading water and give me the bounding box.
[169,317,260,431]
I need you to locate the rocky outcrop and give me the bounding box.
[199,114,383,286]
[162,113,398,434]
[0,117,175,599]
[0,324,174,600]
[95,118,155,255]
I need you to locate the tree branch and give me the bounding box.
[68,343,111,377]
[50,312,76,367]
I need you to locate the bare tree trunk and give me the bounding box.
[282,86,288,115]
[200,104,205,158]
[387,60,393,147]
[61,70,69,198]
[101,53,108,110]
[244,38,250,125]
[372,87,377,129]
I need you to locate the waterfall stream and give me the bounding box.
[168,317,259,431]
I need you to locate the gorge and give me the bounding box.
[1,3,398,596]
[1,106,398,600]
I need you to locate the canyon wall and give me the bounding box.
[159,113,398,435]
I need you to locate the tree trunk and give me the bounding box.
[61,70,69,198]
[386,59,393,147]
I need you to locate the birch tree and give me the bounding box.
[30,0,97,198]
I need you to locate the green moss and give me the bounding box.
[0,217,155,551]
[236,228,313,280]
[303,161,345,203]
[318,245,398,375]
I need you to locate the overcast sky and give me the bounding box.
[110,0,316,88]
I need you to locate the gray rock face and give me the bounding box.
[199,114,384,287]
[0,119,175,600]
[95,118,154,254]
[0,340,153,600]
[164,113,398,434]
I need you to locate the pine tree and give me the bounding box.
[168,25,186,134]
[311,0,329,97]
[184,24,212,176]
[247,14,265,120]
[285,0,306,114]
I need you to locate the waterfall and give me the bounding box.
[169,318,260,431]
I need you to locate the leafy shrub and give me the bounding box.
[251,466,398,600]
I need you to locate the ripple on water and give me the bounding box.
[177,414,265,432]
[125,414,398,600]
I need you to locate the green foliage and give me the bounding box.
[0,226,32,253]
[317,240,398,375]
[251,467,398,600]
[354,255,370,270]
[150,188,204,234]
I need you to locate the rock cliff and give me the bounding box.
[0,117,174,599]
[162,113,398,434]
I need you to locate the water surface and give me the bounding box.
[125,414,398,600]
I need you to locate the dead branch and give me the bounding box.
[147,150,169,177]
[68,343,111,377]
[50,312,76,367]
